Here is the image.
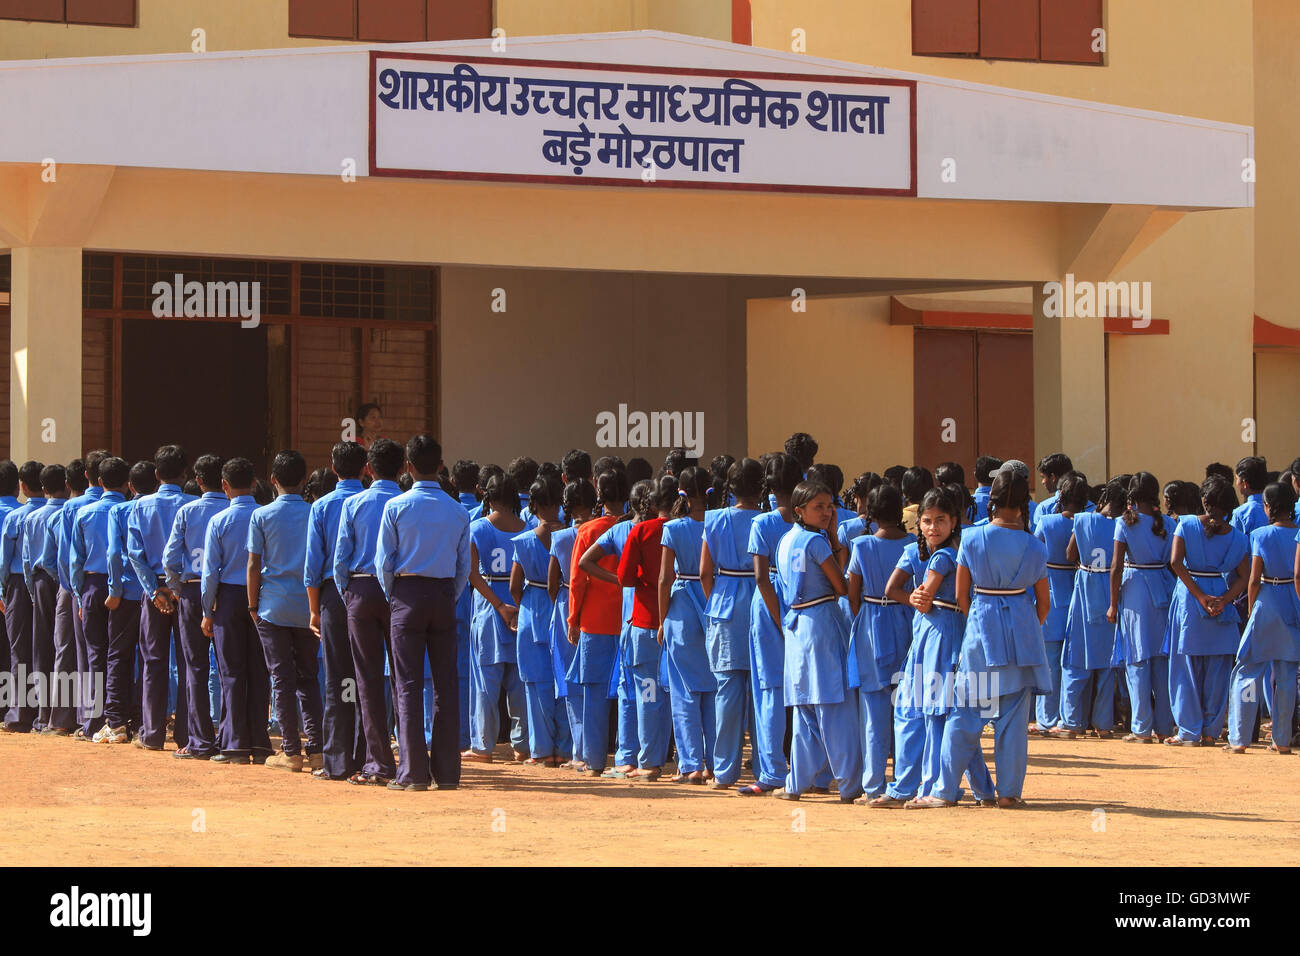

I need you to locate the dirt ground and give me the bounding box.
[1,731,1295,866]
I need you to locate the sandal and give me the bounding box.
[600,768,630,779]
[348,771,391,786]
[1122,733,1154,743]
[1221,744,1247,754]
[996,797,1028,809]
[1046,726,1078,739]
[1164,736,1197,746]
[1266,744,1292,754]
[737,783,775,796]
[627,767,662,780]
[867,794,909,809]
[904,796,957,809]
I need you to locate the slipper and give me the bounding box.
[774,789,800,801]
[997,797,1028,809]
[1221,744,1247,754]
[975,798,1000,807]
[1164,736,1197,746]
[737,783,775,796]
[867,795,909,809]
[1267,744,1292,754]
[904,796,957,809]
[311,768,332,778]
[1046,727,1078,739]
[1122,733,1154,743]
[349,771,391,786]
[628,768,662,781]
[600,768,630,779]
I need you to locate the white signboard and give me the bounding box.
[369,53,916,195]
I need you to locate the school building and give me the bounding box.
[0,0,1293,488]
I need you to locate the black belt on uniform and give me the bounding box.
[1046,562,1078,571]
[525,579,547,589]
[930,598,960,612]
[1080,565,1110,574]
[1262,576,1293,586]
[861,595,899,606]
[790,594,837,610]
[675,573,702,582]
[717,568,755,578]
[1124,561,1166,570]
[482,574,511,583]
[1187,570,1221,579]
[973,587,1026,596]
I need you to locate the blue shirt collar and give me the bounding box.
[371,479,399,492]
[276,493,304,503]
[230,495,256,506]
[158,483,184,494]
[337,479,364,492]
[201,491,225,500]
[100,490,125,503]
[413,481,444,491]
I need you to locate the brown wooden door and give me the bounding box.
[913,329,977,472]
[976,331,1034,472]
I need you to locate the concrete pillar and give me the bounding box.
[10,247,82,466]
[1032,280,1107,488]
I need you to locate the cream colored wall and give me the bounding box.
[746,294,912,470]
[439,266,747,466]
[1254,351,1300,471]
[751,0,1253,125]
[1253,0,1300,330]
[495,0,730,41]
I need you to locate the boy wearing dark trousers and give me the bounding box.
[332,438,405,785]
[304,441,367,781]
[107,461,155,738]
[0,462,20,711]
[248,450,322,773]
[69,457,128,743]
[24,464,68,733]
[375,435,470,792]
[1,461,45,733]
[200,458,270,764]
[163,454,226,759]
[57,450,108,739]
[128,445,196,752]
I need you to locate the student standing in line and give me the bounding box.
[1108,472,1175,742]
[773,480,862,802]
[511,473,570,766]
[845,483,913,802]
[24,465,68,733]
[565,468,629,777]
[900,467,934,536]
[0,461,45,733]
[247,450,322,772]
[971,457,1002,525]
[807,463,856,528]
[303,441,367,781]
[163,454,227,759]
[48,460,85,735]
[1165,475,1250,746]
[1032,454,1075,523]
[452,460,481,752]
[61,451,110,740]
[0,461,17,688]
[332,438,405,785]
[700,458,764,790]
[1231,456,1270,537]
[659,467,717,784]
[549,480,595,770]
[462,474,528,763]
[200,458,270,765]
[908,472,1051,810]
[1224,482,1300,752]
[108,461,154,741]
[836,472,882,548]
[374,435,471,792]
[1032,471,1087,735]
[127,445,195,752]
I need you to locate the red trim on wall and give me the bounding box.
[731,0,752,45]
[890,297,1169,334]
[1254,314,1300,349]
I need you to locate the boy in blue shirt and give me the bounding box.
[2,461,46,733]
[375,435,471,791]
[24,464,68,733]
[200,458,270,764]
[333,438,405,785]
[107,461,154,739]
[304,441,366,780]
[0,461,18,685]
[128,445,196,752]
[164,454,226,759]
[1232,456,1269,536]
[249,449,321,773]
[56,450,108,739]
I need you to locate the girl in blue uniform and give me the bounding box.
[837,472,882,548]
[909,472,1051,810]
[1107,472,1175,742]
[548,480,596,770]
[874,487,993,807]
[659,467,717,784]
[742,453,809,795]
[774,480,861,802]
[1226,482,1299,752]
[700,457,764,789]
[1054,478,1126,738]
[510,474,569,766]
[1032,471,1086,735]
[1166,475,1250,746]
[465,474,529,762]
[845,483,912,801]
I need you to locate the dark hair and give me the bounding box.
[18,460,44,493]
[129,460,158,496]
[783,432,818,472]
[270,450,307,488]
[916,486,963,559]
[761,452,804,506]
[528,473,563,515]
[1122,472,1166,538]
[806,463,844,503]
[706,454,735,510]
[561,449,593,483]
[482,473,521,514]
[1200,475,1238,536]
[944,481,973,523]
[368,439,405,481]
[1263,481,1297,522]
[974,456,1002,485]
[728,457,764,501]
[1056,471,1090,514]
[221,457,255,490]
[39,463,67,494]
[883,465,906,489]
[330,441,366,480]
[450,459,479,493]
[65,459,88,494]
[507,456,539,493]
[405,434,443,476]
[303,466,337,503]
[1288,457,1300,482]
[1098,477,1129,517]
[478,463,504,488]
[626,479,655,523]
[153,444,189,482]
[650,474,680,515]
[988,473,1031,533]
[866,483,904,528]
[1163,480,1202,517]
[397,473,413,492]
[1038,453,1074,479]
[1205,462,1233,483]
[84,450,110,484]
[183,480,200,497]
[625,457,652,486]
[356,402,382,423]
[848,472,882,508]
[672,466,710,519]
[597,468,631,510]
[1235,456,1268,492]
[934,461,965,488]
[194,454,224,490]
[791,479,833,530]
[662,448,690,477]
[562,479,597,520]
[252,478,274,506]
[901,466,934,505]
[593,455,625,479]
[0,460,17,497]
[98,457,129,490]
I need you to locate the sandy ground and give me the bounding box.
[1,731,1295,866]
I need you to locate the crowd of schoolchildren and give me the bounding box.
[2,429,1295,806]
